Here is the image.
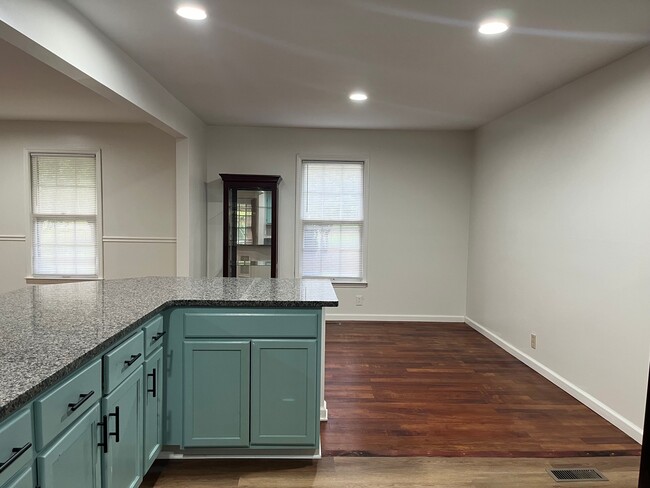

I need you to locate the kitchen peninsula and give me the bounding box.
[0,277,337,488]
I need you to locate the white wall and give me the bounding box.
[466,46,650,441]
[207,127,473,319]
[176,134,207,278]
[0,121,177,293]
[189,134,207,277]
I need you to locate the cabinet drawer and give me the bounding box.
[183,311,319,338]
[0,408,33,487]
[143,315,165,357]
[34,359,101,450]
[2,466,33,488]
[103,331,144,394]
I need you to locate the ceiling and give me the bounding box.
[65,0,650,129]
[0,39,145,123]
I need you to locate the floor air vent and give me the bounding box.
[547,468,608,482]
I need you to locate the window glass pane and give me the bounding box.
[302,223,362,279]
[302,162,363,221]
[33,218,97,275]
[32,154,97,215]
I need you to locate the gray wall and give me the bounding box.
[207,126,474,320]
[466,46,650,441]
[0,121,177,293]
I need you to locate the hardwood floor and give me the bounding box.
[142,456,641,487]
[142,321,642,486]
[321,322,641,457]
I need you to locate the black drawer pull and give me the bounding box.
[0,443,31,474]
[124,353,141,367]
[109,406,120,443]
[98,415,109,453]
[147,368,157,398]
[151,331,166,343]
[67,390,95,412]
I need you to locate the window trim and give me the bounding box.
[24,149,103,280]
[294,155,369,285]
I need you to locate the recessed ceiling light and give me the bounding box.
[176,5,207,20]
[478,20,509,35]
[349,92,368,102]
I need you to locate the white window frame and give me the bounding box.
[295,155,369,286]
[24,149,103,280]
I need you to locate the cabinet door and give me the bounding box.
[251,340,317,446]
[0,408,33,487]
[102,367,143,488]
[37,404,101,488]
[183,341,250,447]
[144,347,164,472]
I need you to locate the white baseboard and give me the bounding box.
[159,448,321,460]
[326,314,465,323]
[464,316,643,443]
[320,400,328,421]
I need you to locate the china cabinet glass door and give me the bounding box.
[221,174,280,278]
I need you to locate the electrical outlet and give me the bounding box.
[530,333,537,350]
[355,295,363,306]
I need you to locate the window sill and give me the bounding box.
[331,281,368,288]
[25,276,103,285]
[299,277,368,288]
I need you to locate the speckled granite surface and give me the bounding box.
[0,277,338,422]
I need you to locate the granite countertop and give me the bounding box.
[0,277,338,422]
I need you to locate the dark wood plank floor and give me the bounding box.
[320,322,641,457]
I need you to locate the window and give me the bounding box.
[29,152,101,277]
[297,158,367,282]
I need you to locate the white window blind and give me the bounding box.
[31,153,99,277]
[300,160,365,281]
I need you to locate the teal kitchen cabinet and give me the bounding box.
[101,367,143,488]
[166,308,322,452]
[31,358,101,488]
[182,341,250,447]
[103,332,144,395]
[250,340,317,446]
[1,468,33,488]
[0,408,33,488]
[34,359,101,451]
[29,319,158,488]
[143,315,165,358]
[36,404,101,488]
[144,346,164,472]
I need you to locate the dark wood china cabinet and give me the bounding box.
[220,174,281,278]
